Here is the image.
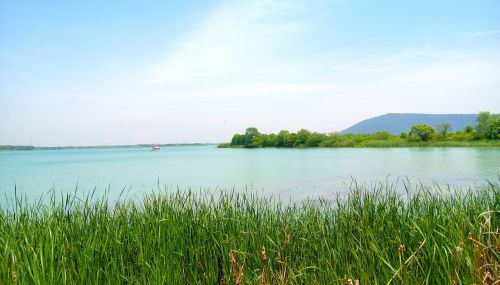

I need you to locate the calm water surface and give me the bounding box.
[0,145,499,203]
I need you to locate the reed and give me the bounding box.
[0,181,498,284]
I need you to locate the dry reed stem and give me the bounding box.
[398,244,406,285]
[11,253,17,285]
[468,210,500,285]
[452,241,464,285]
[230,250,242,285]
[388,239,426,284]
[344,276,360,285]
[260,246,268,285]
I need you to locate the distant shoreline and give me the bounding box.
[219,140,500,148]
[0,143,216,151]
[2,141,499,151]
[217,140,500,149]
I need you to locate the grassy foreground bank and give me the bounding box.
[1,182,499,284]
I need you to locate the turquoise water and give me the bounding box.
[0,145,499,203]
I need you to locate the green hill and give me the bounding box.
[342,113,477,134]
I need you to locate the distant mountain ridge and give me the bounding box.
[341,113,478,134]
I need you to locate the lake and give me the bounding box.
[0,145,499,203]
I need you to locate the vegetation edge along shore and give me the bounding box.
[220,112,499,148]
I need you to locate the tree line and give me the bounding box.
[223,112,499,148]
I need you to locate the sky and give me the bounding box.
[1,0,499,146]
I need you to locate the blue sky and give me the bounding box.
[1,0,499,146]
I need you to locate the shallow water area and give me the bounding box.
[0,145,499,204]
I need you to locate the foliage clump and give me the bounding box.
[223,112,499,148]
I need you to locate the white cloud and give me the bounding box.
[3,0,500,145]
[135,23,500,137]
[464,30,500,38]
[146,0,307,84]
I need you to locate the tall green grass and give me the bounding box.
[1,181,499,284]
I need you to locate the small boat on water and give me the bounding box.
[151,145,160,151]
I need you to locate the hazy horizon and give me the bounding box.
[0,112,485,147]
[1,0,499,146]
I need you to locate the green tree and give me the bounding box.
[245,127,259,137]
[475,112,499,140]
[400,132,407,139]
[285,133,298,147]
[493,120,500,140]
[276,130,289,147]
[320,133,343,147]
[250,135,265,148]
[262,134,277,147]
[305,133,326,147]
[296,129,311,147]
[464,125,474,134]
[436,123,452,139]
[409,124,435,142]
[450,130,473,141]
[244,127,260,146]
[373,131,391,140]
[230,134,245,146]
